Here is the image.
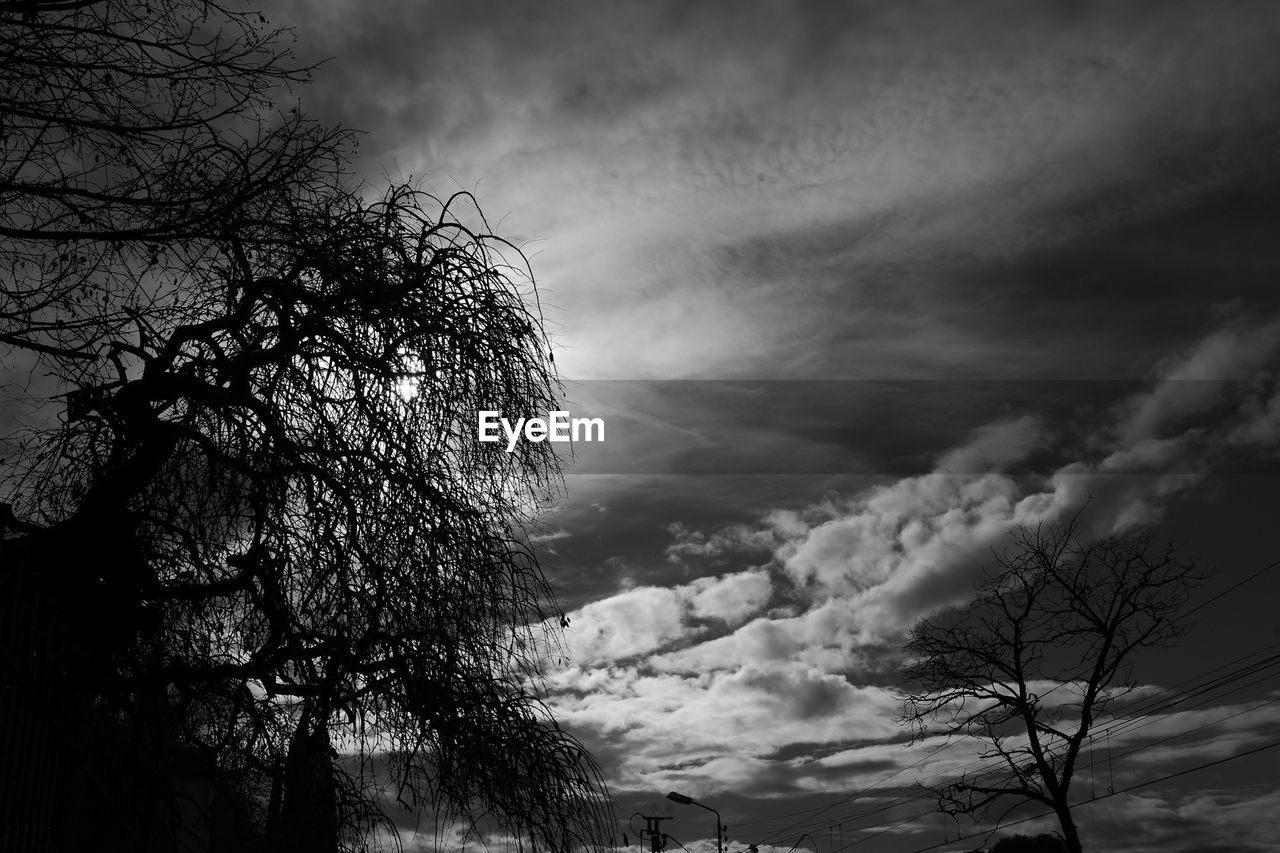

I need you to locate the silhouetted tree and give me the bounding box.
[899,521,1202,853]
[1,2,611,850]
[1,0,346,364]
[0,0,339,237]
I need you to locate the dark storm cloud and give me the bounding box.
[702,140,1280,380]
[265,0,1280,380]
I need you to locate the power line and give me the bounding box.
[830,704,1280,852]
[877,664,1280,836]
[746,740,959,843]
[744,641,1280,849]
[728,699,1279,853]
[904,736,1280,853]
[729,562,1280,851]
[1104,696,1280,768]
[1181,558,1280,620]
[666,835,694,853]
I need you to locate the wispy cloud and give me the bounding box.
[273,0,1280,380]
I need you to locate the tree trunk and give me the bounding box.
[271,714,339,853]
[1054,802,1083,853]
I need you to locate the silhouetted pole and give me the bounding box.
[666,791,724,853]
[641,814,674,853]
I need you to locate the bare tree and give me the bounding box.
[0,0,339,240]
[0,0,345,360]
[1,2,612,850]
[899,521,1202,853]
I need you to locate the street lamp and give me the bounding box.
[666,791,723,853]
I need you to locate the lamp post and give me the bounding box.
[666,791,723,853]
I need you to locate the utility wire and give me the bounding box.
[732,562,1280,851]
[665,835,694,853]
[833,698,1280,850]
[833,663,1280,841]
[903,736,1280,853]
[745,740,958,842]
[1181,558,1280,620]
[746,641,1280,848]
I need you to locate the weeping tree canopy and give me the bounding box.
[1,2,612,850]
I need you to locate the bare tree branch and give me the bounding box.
[898,520,1203,853]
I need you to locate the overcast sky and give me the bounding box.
[265,2,1280,851]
